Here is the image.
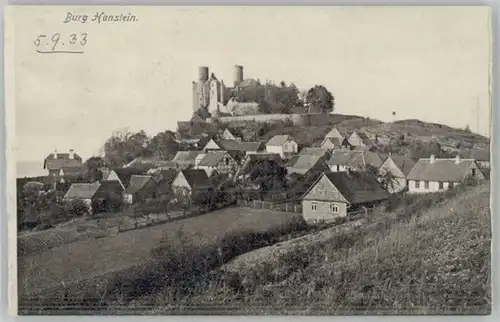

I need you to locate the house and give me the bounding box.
[379,154,416,193]
[63,182,101,213]
[324,127,347,142]
[123,175,158,204]
[298,147,332,162]
[327,150,384,173]
[43,149,84,177]
[347,130,376,149]
[234,153,284,180]
[124,156,172,169]
[222,128,243,141]
[233,141,266,155]
[105,167,146,189]
[286,155,330,176]
[151,169,179,198]
[301,171,390,223]
[265,135,298,159]
[172,151,204,167]
[196,151,239,176]
[202,138,240,152]
[406,155,486,193]
[171,169,214,197]
[92,180,125,213]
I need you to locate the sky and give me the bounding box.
[7,6,492,167]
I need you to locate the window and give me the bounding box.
[424,181,429,189]
[449,182,454,188]
[439,181,444,190]
[472,169,477,177]
[311,202,317,211]
[415,181,420,188]
[330,203,339,213]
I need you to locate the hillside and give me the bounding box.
[133,183,491,314]
[204,114,490,159]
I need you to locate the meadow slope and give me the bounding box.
[140,183,491,315]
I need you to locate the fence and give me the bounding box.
[237,199,302,213]
[347,206,376,221]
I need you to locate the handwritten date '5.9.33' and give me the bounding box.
[34,33,87,54]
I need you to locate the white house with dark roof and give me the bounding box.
[265,135,298,159]
[406,155,485,193]
[301,172,390,223]
[379,154,416,193]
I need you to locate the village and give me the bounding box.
[19,122,489,230]
[15,65,492,314]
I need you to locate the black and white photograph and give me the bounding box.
[5,5,492,315]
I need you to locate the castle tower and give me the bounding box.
[193,66,211,112]
[198,66,209,82]
[233,65,243,87]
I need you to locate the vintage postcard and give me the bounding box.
[5,5,492,315]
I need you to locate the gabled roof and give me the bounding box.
[302,172,390,205]
[197,151,235,167]
[61,166,85,176]
[327,150,383,170]
[173,151,203,164]
[350,130,375,146]
[178,169,213,190]
[325,127,347,138]
[326,151,353,166]
[44,157,83,171]
[298,147,331,158]
[233,141,266,152]
[64,182,100,199]
[125,156,172,168]
[109,167,146,187]
[123,175,156,195]
[266,135,295,146]
[406,158,480,182]
[217,139,241,150]
[287,155,325,175]
[386,154,416,176]
[321,137,342,147]
[94,180,124,198]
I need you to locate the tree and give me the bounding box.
[103,129,151,167]
[148,130,179,159]
[306,85,334,114]
[83,156,105,182]
[365,165,397,192]
[465,124,472,133]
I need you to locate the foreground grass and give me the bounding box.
[19,184,491,315]
[138,184,491,315]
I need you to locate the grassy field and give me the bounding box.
[18,207,301,297]
[126,183,491,315]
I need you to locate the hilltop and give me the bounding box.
[180,113,490,160]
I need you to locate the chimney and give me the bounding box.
[430,154,435,164]
[53,149,58,159]
[69,149,74,159]
[455,154,461,165]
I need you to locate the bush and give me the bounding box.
[64,199,91,217]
